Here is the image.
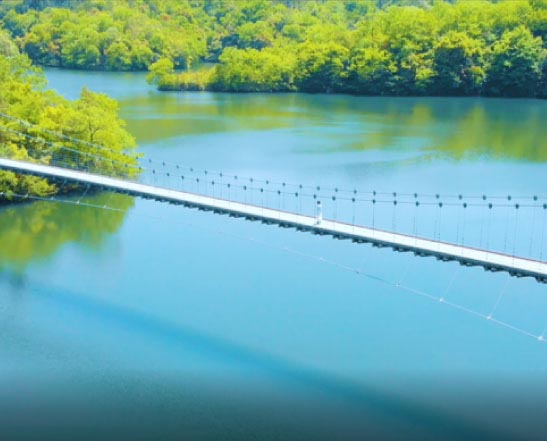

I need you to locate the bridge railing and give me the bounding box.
[0,113,141,180]
[135,157,547,264]
[1,113,546,264]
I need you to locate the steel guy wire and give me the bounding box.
[2,189,546,345]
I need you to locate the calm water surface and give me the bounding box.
[1,68,547,440]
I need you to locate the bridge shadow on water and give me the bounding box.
[0,273,537,441]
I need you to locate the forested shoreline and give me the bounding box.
[0,0,546,97]
[0,0,545,200]
[0,25,138,202]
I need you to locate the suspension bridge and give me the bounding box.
[0,113,546,285]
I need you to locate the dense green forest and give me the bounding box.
[0,0,546,97]
[0,26,138,201]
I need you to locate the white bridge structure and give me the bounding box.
[1,157,546,284]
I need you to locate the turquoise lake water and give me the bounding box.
[1,68,547,440]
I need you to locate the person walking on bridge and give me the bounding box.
[315,200,323,225]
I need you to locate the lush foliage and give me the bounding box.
[1,0,546,97]
[0,0,209,70]
[0,28,138,200]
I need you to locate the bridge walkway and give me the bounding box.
[1,157,545,283]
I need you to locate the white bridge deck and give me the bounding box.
[1,158,546,283]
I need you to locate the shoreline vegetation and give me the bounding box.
[0,0,545,98]
[0,25,138,202]
[0,0,545,200]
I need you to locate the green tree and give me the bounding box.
[0,40,138,200]
[349,46,397,94]
[104,41,132,70]
[432,32,485,96]
[294,42,349,92]
[539,53,547,98]
[237,21,274,49]
[528,0,547,43]
[484,26,544,97]
[1,8,37,38]
[213,47,295,92]
[1,0,544,97]
[146,57,174,86]
[61,28,101,69]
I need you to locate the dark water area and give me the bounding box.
[0,68,546,440]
